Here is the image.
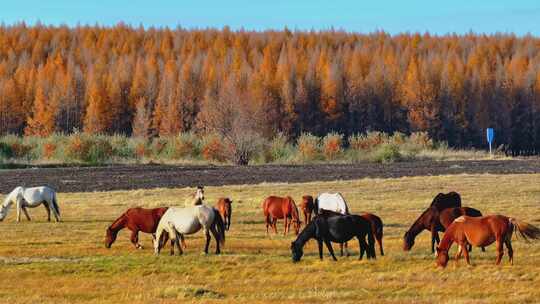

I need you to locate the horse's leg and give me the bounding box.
[43,203,51,222]
[339,243,344,257]
[317,239,324,260]
[204,229,211,254]
[130,230,142,249]
[210,225,221,254]
[505,238,513,265]
[430,228,438,254]
[378,235,384,256]
[345,242,350,257]
[455,245,463,263]
[284,216,288,236]
[272,218,278,234]
[462,242,472,266]
[495,238,504,265]
[22,207,31,221]
[358,237,365,260]
[181,235,187,249]
[16,200,22,222]
[324,240,338,261]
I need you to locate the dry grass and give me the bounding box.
[1,174,540,303]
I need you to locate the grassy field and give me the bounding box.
[1,174,540,303]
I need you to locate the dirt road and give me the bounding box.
[1,159,540,193]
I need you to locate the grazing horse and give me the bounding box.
[436,215,540,267]
[184,186,205,206]
[314,192,350,255]
[216,197,232,230]
[300,195,314,224]
[430,191,462,211]
[0,186,60,222]
[105,207,169,249]
[403,192,462,253]
[290,214,376,262]
[262,196,301,235]
[154,205,225,255]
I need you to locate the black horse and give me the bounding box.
[290,214,376,262]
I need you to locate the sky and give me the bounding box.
[1,0,540,36]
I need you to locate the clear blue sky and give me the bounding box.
[2,0,539,35]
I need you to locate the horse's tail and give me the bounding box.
[51,193,60,217]
[510,218,540,242]
[313,197,319,215]
[213,208,226,246]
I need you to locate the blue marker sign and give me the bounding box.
[486,128,494,154]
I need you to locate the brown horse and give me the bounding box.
[216,197,232,230]
[105,207,172,249]
[301,195,314,224]
[436,215,540,267]
[403,192,462,253]
[262,196,301,235]
[361,213,385,256]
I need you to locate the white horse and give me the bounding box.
[314,192,350,255]
[0,186,61,222]
[315,192,350,215]
[184,186,205,207]
[154,204,225,255]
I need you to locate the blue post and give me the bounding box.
[486,128,494,155]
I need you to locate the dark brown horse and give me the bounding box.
[403,192,462,253]
[216,197,232,230]
[105,207,169,249]
[436,215,540,267]
[300,195,314,224]
[262,196,301,235]
[361,213,385,256]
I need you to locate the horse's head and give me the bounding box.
[436,247,449,268]
[403,232,414,251]
[195,186,205,202]
[291,241,304,262]
[104,226,117,248]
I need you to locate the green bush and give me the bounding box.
[264,133,293,162]
[296,133,321,162]
[373,143,401,163]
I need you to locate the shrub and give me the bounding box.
[349,131,389,150]
[373,143,401,163]
[65,133,92,161]
[166,132,200,159]
[201,134,226,162]
[322,132,343,160]
[151,138,168,156]
[264,133,293,163]
[0,142,13,159]
[87,137,113,163]
[408,132,434,149]
[65,133,112,163]
[10,142,33,159]
[109,134,136,159]
[297,133,320,161]
[42,142,57,159]
[135,141,150,159]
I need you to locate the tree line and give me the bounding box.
[0,24,539,153]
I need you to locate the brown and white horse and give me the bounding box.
[262,196,301,235]
[436,215,540,267]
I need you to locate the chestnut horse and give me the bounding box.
[436,215,540,267]
[403,192,462,253]
[105,207,170,249]
[262,196,301,235]
[216,197,232,230]
[300,195,314,224]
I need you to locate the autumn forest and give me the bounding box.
[1,24,540,153]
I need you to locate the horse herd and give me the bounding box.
[2,186,540,268]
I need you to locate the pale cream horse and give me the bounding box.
[154,204,225,255]
[184,186,205,206]
[0,186,61,222]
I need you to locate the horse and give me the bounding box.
[317,209,384,256]
[262,196,301,235]
[105,207,170,249]
[184,185,205,206]
[154,205,225,255]
[300,195,314,224]
[290,214,376,262]
[436,215,540,267]
[403,192,462,253]
[430,191,462,211]
[314,192,350,255]
[216,197,232,230]
[360,212,385,256]
[0,186,60,222]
